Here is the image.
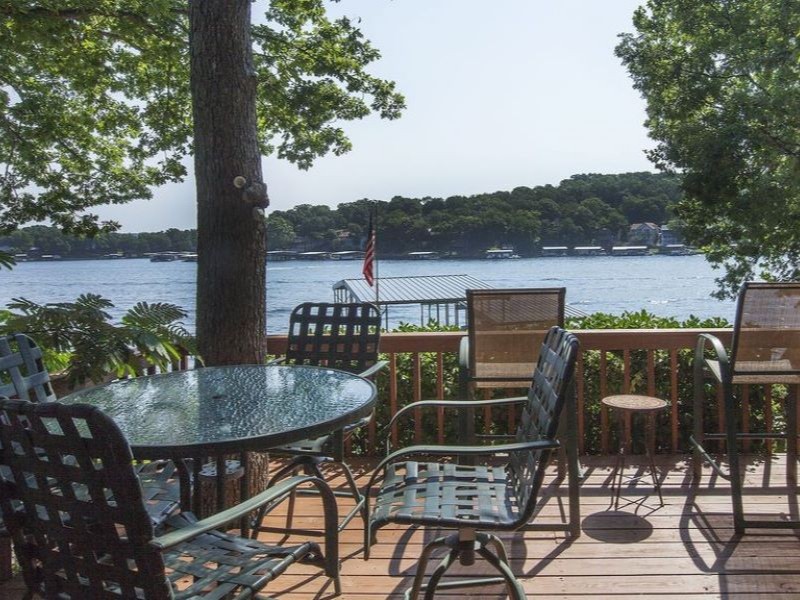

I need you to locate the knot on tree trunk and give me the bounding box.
[240,179,269,209]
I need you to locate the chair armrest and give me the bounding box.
[365,439,559,494]
[695,333,730,383]
[384,397,528,435]
[150,475,332,550]
[359,360,389,379]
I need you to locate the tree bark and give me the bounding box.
[189,0,268,365]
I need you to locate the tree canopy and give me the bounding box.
[1,172,683,258]
[0,0,404,236]
[617,0,800,298]
[269,172,681,255]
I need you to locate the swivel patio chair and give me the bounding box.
[253,302,387,535]
[0,398,341,599]
[457,287,579,522]
[364,326,579,600]
[690,282,800,533]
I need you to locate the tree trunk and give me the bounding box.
[189,0,268,365]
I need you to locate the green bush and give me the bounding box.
[0,294,198,389]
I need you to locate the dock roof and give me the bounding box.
[333,274,489,305]
[333,274,587,318]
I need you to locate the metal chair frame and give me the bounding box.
[690,282,800,533]
[364,327,580,600]
[0,398,341,599]
[254,302,387,536]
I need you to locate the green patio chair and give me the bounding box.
[253,302,386,535]
[0,333,187,529]
[364,326,579,600]
[0,398,341,599]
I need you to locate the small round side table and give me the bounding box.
[602,394,668,507]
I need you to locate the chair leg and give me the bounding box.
[484,533,511,566]
[253,456,365,537]
[477,545,526,600]
[407,535,452,600]
[422,548,459,600]
[407,531,526,600]
[338,461,367,528]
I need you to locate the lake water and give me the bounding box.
[0,255,735,332]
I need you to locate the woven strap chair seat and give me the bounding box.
[273,415,371,456]
[372,461,517,528]
[163,513,320,599]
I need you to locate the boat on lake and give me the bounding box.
[150,253,178,262]
[484,249,520,259]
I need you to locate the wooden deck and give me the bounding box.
[2,454,800,598]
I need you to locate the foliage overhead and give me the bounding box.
[616,0,800,298]
[0,293,198,387]
[0,0,404,236]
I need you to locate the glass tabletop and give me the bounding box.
[60,365,376,458]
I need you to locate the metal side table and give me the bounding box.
[602,394,668,508]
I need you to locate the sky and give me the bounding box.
[96,0,655,233]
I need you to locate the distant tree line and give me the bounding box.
[270,171,683,256]
[0,226,197,257]
[1,172,682,259]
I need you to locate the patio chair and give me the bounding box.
[0,398,341,599]
[690,282,800,533]
[364,326,579,600]
[253,302,387,535]
[0,332,57,403]
[458,287,579,515]
[461,287,565,391]
[0,333,186,528]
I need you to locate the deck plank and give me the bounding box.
[2,454,799,598]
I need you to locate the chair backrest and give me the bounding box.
[467,288,565,387]
[0,398,171,599]
[285,303,382,374]
[508,326,579,523]
[730,282,800,381]
[0,333,56,403]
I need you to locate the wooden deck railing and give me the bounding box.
[267,328,749,457]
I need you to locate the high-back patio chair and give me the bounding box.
[364,326,579,600]
[0,398,341,599]
[0,333,185,530]
[463,287,566,389]
[691,282,800,533]
[0,334,59,580]
[253,302,386,535]
[0,333,56,403]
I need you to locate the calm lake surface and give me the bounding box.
[0,255,735,332]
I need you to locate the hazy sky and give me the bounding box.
[96,0,654,232]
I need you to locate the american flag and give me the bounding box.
[362,214,375,287]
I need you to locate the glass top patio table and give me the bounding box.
[59,364,377,460]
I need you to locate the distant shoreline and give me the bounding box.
[11,251,703,264]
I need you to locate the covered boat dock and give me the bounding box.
[333,274,487,327]
[333,274,586,328]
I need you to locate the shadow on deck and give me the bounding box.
[2,454,799,598]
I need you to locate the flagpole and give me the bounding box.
[373,201,380,305]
